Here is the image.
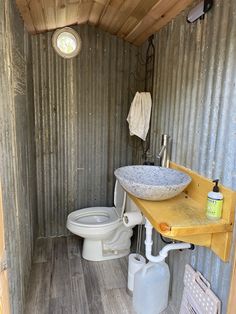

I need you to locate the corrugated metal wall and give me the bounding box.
[1,0,235,312]
[32,25,139,237]
[0,1,37,313]
[142,0,236,313]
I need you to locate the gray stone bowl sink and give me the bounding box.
[114,165,192,201]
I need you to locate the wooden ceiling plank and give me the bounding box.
[15,0,36,33]
[55,0,68,29]
[148,0,177,18]
[108,0,142,34]
[134,0,193,45]
[28,0,47,32]
[40,0,56,31]
[88,2,105,25]
[125,17,155,43]
[96,0,111,26]
[66,2,83,27]
[77,2,94,25]
[125,0,178,42]
[117,0,159,38]
[98,0,124,31]
[98,6,119,31]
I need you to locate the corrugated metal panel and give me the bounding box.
[32,25,139,237]
[0,1,37,314]
[141,0,236,313]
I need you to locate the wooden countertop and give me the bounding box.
[129,192,233,238]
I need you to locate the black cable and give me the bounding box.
[160,234,173,244]
[142,35,155,161]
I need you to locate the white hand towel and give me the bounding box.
[127,92,152,141]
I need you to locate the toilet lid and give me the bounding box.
[114,180,126,218]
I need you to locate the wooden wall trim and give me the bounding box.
[227,243,236,314]
[0,184,10,314]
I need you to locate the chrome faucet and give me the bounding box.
[156,134,171,168]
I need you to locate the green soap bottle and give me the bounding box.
[206,179,223,220]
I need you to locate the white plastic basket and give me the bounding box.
[179,264,221,314]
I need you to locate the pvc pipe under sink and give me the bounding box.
[144,219,191,262]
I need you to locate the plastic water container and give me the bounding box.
[133,261,170,314]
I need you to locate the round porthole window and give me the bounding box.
[52,27,82,59]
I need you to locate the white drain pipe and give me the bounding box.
[145,219,192,262]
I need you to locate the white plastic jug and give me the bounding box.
[133,261,170,314]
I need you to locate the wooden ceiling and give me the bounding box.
[16,0,193,45]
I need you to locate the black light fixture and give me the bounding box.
[187,0,213,23]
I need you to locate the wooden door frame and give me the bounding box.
[227,239,236,313]
[0,183,10,314]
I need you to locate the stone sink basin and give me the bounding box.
[114,165,192,201]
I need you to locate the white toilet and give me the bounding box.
[66,180,140,261]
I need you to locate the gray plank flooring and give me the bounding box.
[25,236,135,314]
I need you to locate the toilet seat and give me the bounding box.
[67,207,120,228]
[66,206,123,239]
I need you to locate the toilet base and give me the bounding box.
[82,238,130,261]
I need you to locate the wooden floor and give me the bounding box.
[25,236,135,314]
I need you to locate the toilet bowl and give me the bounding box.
[66,180,140,261]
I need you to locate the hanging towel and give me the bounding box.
[127,92,152,141]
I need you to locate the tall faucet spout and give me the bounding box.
[157,145,166,159]
[156,134,170,167]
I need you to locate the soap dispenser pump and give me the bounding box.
[206,179,223,220]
